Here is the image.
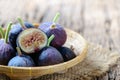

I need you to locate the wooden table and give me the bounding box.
[0,0,120,80]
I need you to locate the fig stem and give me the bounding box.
[47,35,55,47]
[5,22,12,43]
[16,47,22,56]
[17,17,27,29]
[53,12,60,23]
[50,23,56,29]
[50,13,60,29]
[0,26,4,39]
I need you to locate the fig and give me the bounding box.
[17,28,48,54]
[8,47,35,67]
[9,18,34,50]
[23,22,34,28]
[38,13,67,48]
[38,35,64,66]
[29,53,39,66]
[0,23,15,65]
[57,47,76,61]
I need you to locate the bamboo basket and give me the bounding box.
[0,26,88,80]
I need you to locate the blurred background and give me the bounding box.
[0,0,120,51]
[0,0,120,79]
[0,0,119,47]
[0,0,120,49]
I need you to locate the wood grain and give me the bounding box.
[0,0,119,80]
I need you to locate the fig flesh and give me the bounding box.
[17,28,47,54]
[9,22,34,50]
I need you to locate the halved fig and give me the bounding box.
[17,28,47,54]
[9,18,34,51]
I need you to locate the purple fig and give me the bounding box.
[38,46,64,66]
[38,35,64,66]
[38,13,67,48]
[0,23,15,65]
[57,47,76,61]
[8,47,35,67]
[9,18,34,50]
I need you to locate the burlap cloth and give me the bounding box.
[0,42,119,80]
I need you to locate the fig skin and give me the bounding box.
[38,46,64,66]
[57,47,76,61]
[29,52,39,66]
[0,39,16,65]
[9,22,34,50]
[23,22,34,28]
[8,54,35,67]
[38,22,67,48]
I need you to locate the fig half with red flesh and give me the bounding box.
[9,21,34,50]
[17,28,47,54]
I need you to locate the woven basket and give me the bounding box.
[0,26,88,80]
